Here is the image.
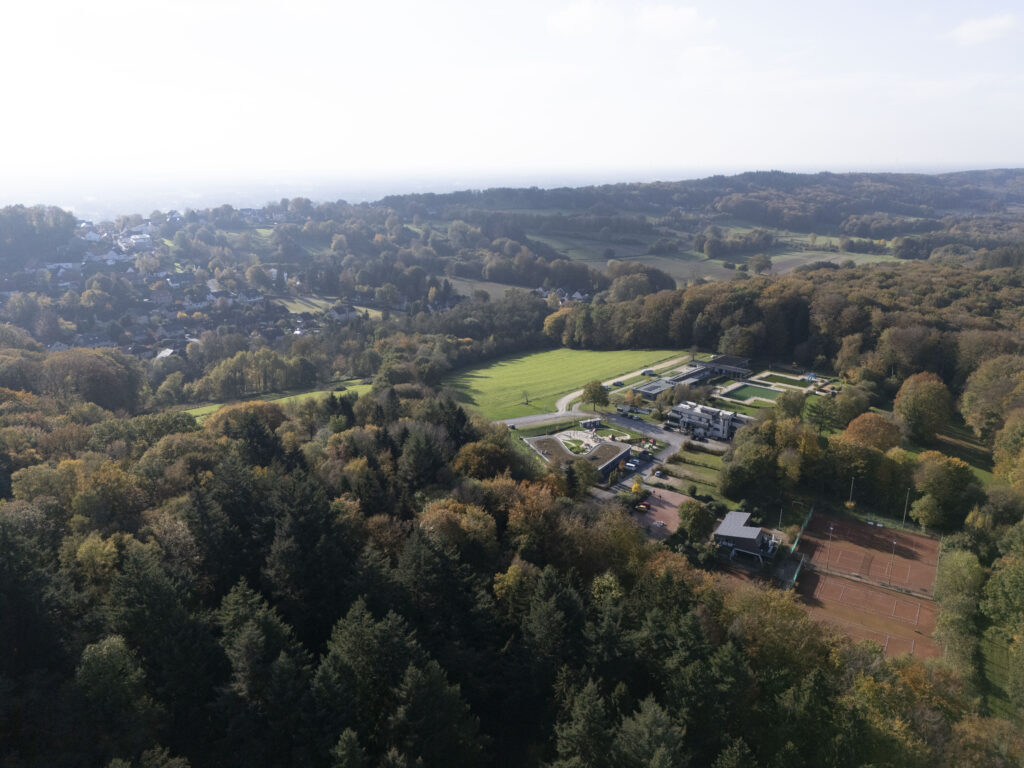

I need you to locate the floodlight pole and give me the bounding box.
[901,488,910,528]
[827,525,834,569]
[848,476,855,504]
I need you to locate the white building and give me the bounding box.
[666,401,750,439]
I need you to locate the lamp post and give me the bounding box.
[848,476,855,504]
[826,525,834,569]
[888,539,897,585]
[901,488,910,528]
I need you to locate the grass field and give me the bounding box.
[273,294,335,314]
[727,384,781,402]
[352,305,383,319]
[903,419,995,487]
[447,276,522,301]
[761,373,808,386]
[711,397,766,417]
[981,628,1015,720]
[184,381,372,421]
[513,419,578,437]
[444,348,682,420]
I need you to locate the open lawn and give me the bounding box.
[903,419,995,487]
[727,384,781,402]
[273,294,335,314]
[444,348,681,420]
[761,373,808,387]
[352,305,384,319]
[184,381,372,421]
[711,397,765,417]
[447,276,522,300]
[525,232,654,262]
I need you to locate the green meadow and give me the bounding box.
[184,381,372,421]
[444,348,682,420]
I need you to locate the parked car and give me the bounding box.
[613,381,624,386]
[654,470,665,478]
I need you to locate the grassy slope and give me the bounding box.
[444,348,682,420]
[903,419,995,487]
[184,381,372,421]
[272,295,335,314]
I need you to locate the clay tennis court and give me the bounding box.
[798,571,939,657]
[794,511,940,657]
[797,511,939,596]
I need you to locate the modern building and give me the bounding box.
[713,511,777,564]
[631,356,753,401]
[701,355,752,378]
[631,378,675,400]
[666,401,750,439]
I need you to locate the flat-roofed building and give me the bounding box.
[631,378,675,401]
[702,355,752,378]
[713,511,777,563]
[666,401,750,439]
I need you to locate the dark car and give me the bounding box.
[613,381,624,386]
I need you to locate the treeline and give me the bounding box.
[0,204,78,268]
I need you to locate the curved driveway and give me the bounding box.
[504,355,692,429]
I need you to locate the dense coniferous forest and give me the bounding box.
[4,170,1024,766]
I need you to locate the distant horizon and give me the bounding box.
[4,163,1021,222]
[4,1,1021,221]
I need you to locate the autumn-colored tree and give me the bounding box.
[841,412,901,452]
[960,355,1024,439]
[894,372,951,442]
[452,440,512,479]
[911,451,984,530]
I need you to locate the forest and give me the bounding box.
[4,171,1024,766]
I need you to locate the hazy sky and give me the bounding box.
[1,0,1022,210]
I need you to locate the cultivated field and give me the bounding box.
[443,348,681,420]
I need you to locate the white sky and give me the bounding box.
[1,0,1022,209]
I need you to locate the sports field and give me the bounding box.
[443,348,682,420]
[798,572,939,658]
[795,510,940,658]
[799,511,939,596]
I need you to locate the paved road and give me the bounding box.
[503,355,693,428]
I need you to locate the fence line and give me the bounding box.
[790,505,815,554]
[802,560,934,601]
